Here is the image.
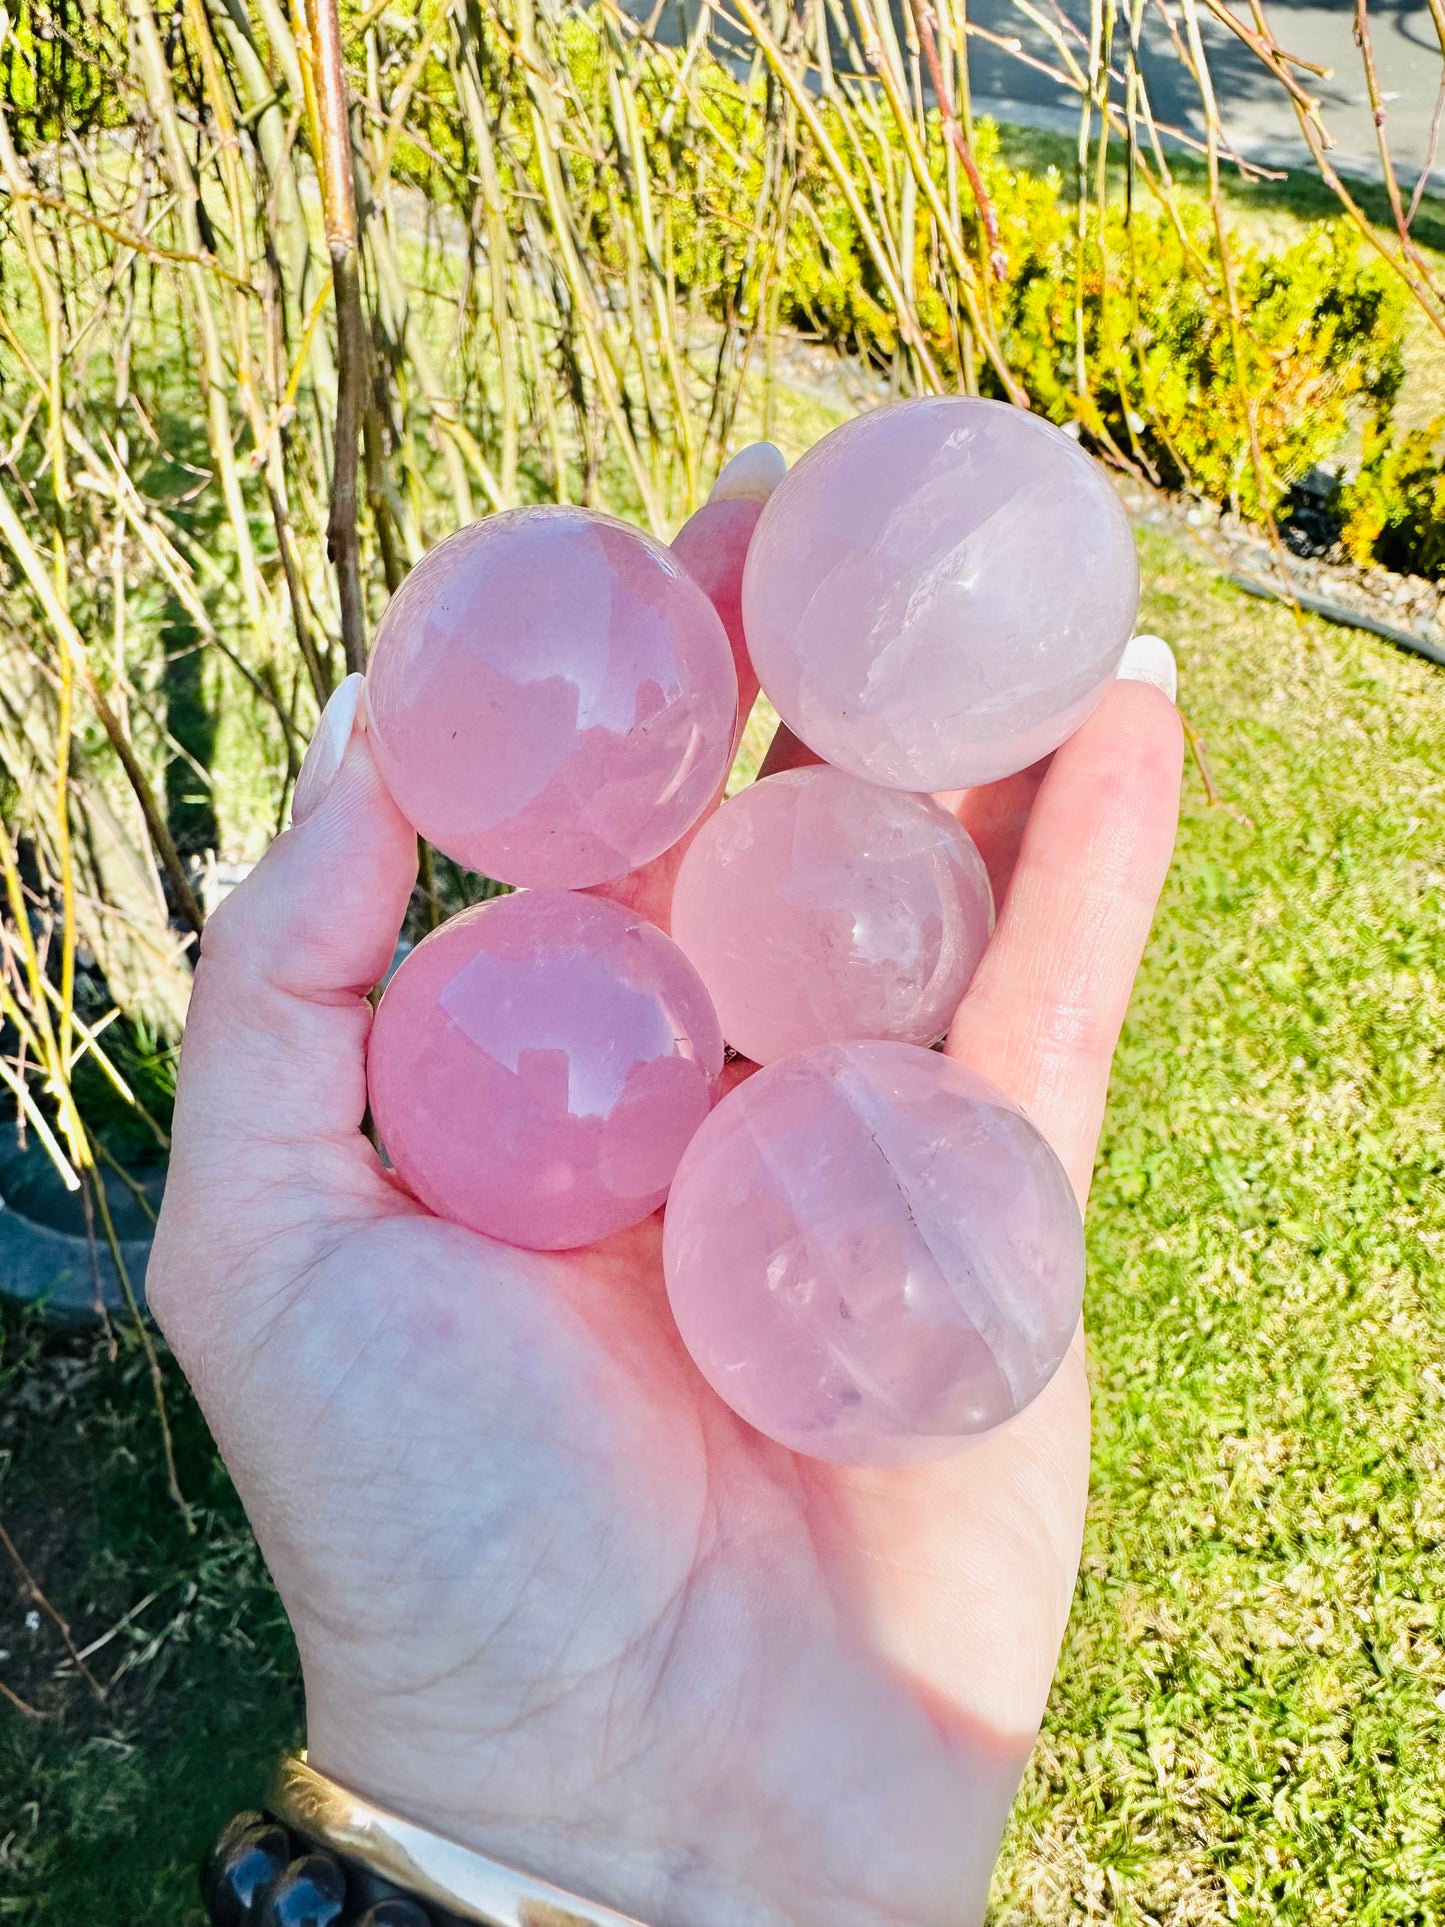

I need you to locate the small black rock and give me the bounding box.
[203,1817,294,1927]
[254,1853,349,1927]
[1279,477,1343,560]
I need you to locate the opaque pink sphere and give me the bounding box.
[368,890,724,1251]
[742,396,1139,791]
[670,766,993,1064]
[663,1041,1083,1465]
[366,508,738,888]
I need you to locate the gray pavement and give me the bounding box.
[965,0,1440,185]
[639,0,1440,186]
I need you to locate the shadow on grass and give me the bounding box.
[0,1309,300,1925]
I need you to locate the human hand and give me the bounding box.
[148,463,1183,1927]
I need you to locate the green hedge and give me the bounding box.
[1341,420,1445,576]
[632,61,1444,577]
[21,0,1445,578]
[793,130,1409,517]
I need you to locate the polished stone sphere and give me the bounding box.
[366,507,738,888]
[663,1040,1083,1465]
[670,766,993,1064]
[741,396,1139,791]
[368,890,724,1250]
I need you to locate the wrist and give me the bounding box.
[293,1595,1020,1927]
[299,1690,1013,1927]
[205,1752,784,1927]
[300,1737,785,1927]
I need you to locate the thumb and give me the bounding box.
[150,676,418,1329]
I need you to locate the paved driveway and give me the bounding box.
[966,0,1438,183]
[638,0,1439,183]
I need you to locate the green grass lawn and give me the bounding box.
[1000,530,1445,1922]
[1,522,1442,1923]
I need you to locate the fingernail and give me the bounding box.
[709,442,787,505]
[293,672,366,824]
[1117,633,1178,704]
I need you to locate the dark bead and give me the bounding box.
[355,1903,434,1927]
[342,1863,408,1910]
[253,1853,349,1927]
[203,1816,294,1927]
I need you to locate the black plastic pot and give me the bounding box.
[0,1137,163,1323]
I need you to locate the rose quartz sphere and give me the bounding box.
[366,508,738,888]
[663,1040,1083,1465]
[368,890,724,1251]
[741,396,1139,791]
[669,766,993,1064]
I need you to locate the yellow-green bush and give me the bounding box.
[1,0,131,149]
[761,125,1410,528]
[502,20,1438,575]
[1001,204,1406,516]
[1341,419,1445,578]
[617,65,1425,567]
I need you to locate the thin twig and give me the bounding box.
[1405,72,1445,230]
[0,1519,109,1703]
[87,1147,193,1530]
[0,483,205,936]
[1354,0,1439,287]
[1,184,261,292]
[1181,712,1252,828]
[0,1676,48,1719]
[908,0,1006,279]
[305,0,369,675]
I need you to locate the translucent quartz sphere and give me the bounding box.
[670,766,993,1064]
[741,396,1139,791]
[366,508,738,889]
[368,890,724,1251]
[663,1041,1083,1465]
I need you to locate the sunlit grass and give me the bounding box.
[998,527,1445,1922]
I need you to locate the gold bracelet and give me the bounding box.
[270,1753,653,1927]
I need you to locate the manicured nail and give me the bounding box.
[709,442,787,504]
[1117,633,1178,704]
[293,672,366,824]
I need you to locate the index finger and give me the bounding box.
[946,678,1184,1201]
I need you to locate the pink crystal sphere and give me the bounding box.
[741,396,1140,791]
[663,1041,1083,1464]
[670,766,993,1064]
[366,508,738,888]
[368,890,724,1251]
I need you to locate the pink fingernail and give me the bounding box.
[293,673,365,824]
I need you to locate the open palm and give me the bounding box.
[148,475,1182,1927]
